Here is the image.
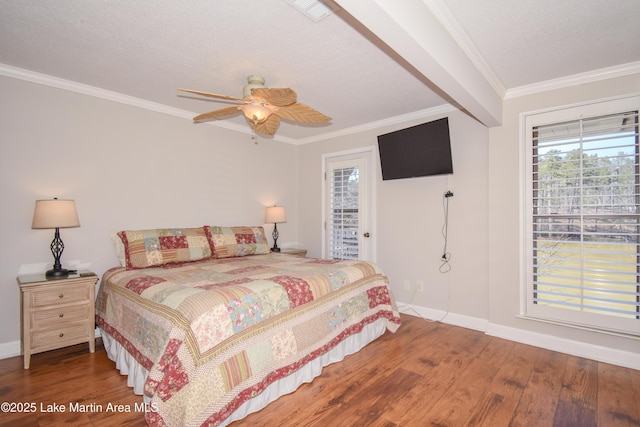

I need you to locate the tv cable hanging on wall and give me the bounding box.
[440,190,453,273]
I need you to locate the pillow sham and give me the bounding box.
[110,232,127,267]
[117,227,212,269]
[206,226,270,258]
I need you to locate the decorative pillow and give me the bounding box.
[206,226,270,258]
[117,227,212,269]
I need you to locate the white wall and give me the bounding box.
[0,75,298,349]
[297,109,490,323]
[298,73,640,368]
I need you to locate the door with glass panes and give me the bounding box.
[323,149,373,261]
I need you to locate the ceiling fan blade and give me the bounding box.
[251,88,297,107]
[178,88,245,102]
[193,106,240,122]
[248,114,281,136]
[274,103,331,123]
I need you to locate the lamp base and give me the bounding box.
[46,268,71,278]
[271,223,281,253]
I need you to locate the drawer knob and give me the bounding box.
[58,294,64,299]
[59,333,64,338]
[59,313,64,318]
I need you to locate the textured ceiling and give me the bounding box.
[444,0,640,89]
[0,0,638,143]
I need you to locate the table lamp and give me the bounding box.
[32,198,80,277]
[265,205,286,252]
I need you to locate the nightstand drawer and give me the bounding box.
[31,284,90,307]
[31,323,90,353]
[30,304,90,328]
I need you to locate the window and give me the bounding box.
[523,96,640,335]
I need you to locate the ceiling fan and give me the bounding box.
[178,75,331,136]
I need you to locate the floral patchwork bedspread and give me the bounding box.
[95,253,400,426]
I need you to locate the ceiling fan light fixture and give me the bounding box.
[240,100,273,124]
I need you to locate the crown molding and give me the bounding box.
[0,63,457,145]
[6,60,636,144]
[0,63,276,140]
[504,61,640,99]
[289,104,458,145]
[0,63,196,119]
[421,2,640,103]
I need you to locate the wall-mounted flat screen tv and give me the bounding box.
[377,117,453,180]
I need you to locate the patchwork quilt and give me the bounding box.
[96,253,401,426]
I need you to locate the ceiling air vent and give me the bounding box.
[284,0,339,22]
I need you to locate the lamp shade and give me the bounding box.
[32,199,80,229]
[265,206,286,224]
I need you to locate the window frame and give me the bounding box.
[520,94,640,336]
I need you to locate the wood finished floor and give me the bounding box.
[1,314,638,426]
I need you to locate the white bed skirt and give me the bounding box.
[101,330,149,396]
[100,317,389,426]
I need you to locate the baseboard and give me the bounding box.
[397,302,639,370]
[0,328,102,361]
[485,323,640,371]
[397,303,488,332]
[0,340,20,360]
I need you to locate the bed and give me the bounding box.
[96,226,401,426]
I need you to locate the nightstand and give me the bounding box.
[17,272,98,369]
[280,248,307,257]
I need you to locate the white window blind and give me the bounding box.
[525,97,640,335]
[328,165,360,260]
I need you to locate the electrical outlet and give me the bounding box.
[416,280,425,292]
[403,279,411,291]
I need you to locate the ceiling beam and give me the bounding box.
[334,0,502,127]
